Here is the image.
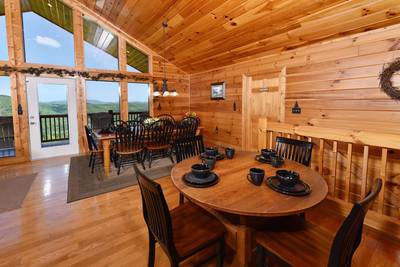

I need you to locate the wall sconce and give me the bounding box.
[18,104,23,115]
[292,101,301,114]
[233,101,236,111]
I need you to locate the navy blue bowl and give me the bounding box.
[191,164,211,178]
[276,170,299,187]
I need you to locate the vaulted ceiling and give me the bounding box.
[77,0,400,73]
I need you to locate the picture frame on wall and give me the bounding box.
[210,82,225,100]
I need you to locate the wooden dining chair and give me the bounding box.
[255,178,382,267]
[146,119,175,168]
[157,114,176,124]
[114,121,146,175]
[275,137,313,166]
[89,112,114,131]
[84,126,103,173]
[134,165,225,267]
[174,135,205,204]
[174,117,199,141]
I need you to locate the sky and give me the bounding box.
[38,83,67,102]
[0,76,10,96]
[0,11,149,104]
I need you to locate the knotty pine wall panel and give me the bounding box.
[152,56,190,119]
[190,24,400,147]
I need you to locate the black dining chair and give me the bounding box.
[156,114,176,124]
[255,178,382,267]
[114,121,146,175]
[174,117,199,141]
[146,119,175,168]
[134,165,225,267]
[174,135,205,204]
[89,112,114,131]
[275,137,313,166]
[84,126,103,173]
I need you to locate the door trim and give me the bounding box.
[26,77,79,160]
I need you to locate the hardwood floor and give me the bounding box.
[0,156,399,267]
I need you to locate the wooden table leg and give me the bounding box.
[102,139,111,176]
[233,224,254,267]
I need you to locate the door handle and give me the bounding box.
[30,122,36,125]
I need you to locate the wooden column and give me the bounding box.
[119,38,128,122]
[73,8,87,153]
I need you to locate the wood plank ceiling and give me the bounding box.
[76,0,400,73]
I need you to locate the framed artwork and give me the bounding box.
[210,82,225,100]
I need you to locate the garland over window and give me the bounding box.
[380,58,400,100]
[0,64,150,81]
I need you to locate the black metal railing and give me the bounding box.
[0,116,14,149]
[87,111,148,128]
[40,114,69,143]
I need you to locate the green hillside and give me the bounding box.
[0,96,148,116]
[0,95,12,116]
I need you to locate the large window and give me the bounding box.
[0,0,7,60]
[126,43,149,73]
[86,80,120,126]
[83,16,118,70]
[21,0,74,66]
[0,76,15,157]
[128,83,149,112]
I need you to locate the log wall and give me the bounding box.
[190,23,400,148]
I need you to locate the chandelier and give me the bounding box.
[153,21,178,97]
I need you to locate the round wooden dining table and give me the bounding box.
[171,151,328,267]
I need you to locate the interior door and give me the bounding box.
[242,68,286,151]
[26,77,79,160]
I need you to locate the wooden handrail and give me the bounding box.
[258,119,400,150]
[258,117,399,232]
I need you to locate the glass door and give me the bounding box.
[26,77,78,159]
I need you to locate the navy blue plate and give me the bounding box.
[183,172,219,188]
[267,176,311,196]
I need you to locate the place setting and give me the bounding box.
[184,146,236,188]
[255,148,284,168]
[246,166,311,196]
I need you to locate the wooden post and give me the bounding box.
[345,143,353,202]
[378,148,388,214]
[119,38,128,122]
[360,146,370,198]
[318,139,324,175]
[242,75,251,151]
[258,118,267,152]
[330,141,338,196]
[278,66,286,123]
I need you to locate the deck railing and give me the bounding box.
[0,116,14,149]
[87,111,148,127]
[258,118,400,237]
[40,114,69,143]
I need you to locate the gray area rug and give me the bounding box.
[67,155,175,203]
[0,173,36,213]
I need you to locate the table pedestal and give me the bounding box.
[101,139,112,176]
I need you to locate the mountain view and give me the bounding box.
[0,95,147,116]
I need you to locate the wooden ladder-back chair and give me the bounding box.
[174,135,205,204]
[175,117,199,141]
[157,114,176,124]
[255,178,383,267]
[134,165,225,267]
[84,126,103,173]
[114,121,146,175]
[275,136,313,166]
[146,119,175,168]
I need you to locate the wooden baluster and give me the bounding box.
[360,146,369,198]
[331,141,338,197]
[345,143,353,202]
[268,131,273,149]
[287,133,291,139]
[258,118,267,152]
[318,139,324,175]
[378,148,388,214]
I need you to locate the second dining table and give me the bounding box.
[171,151,328,267]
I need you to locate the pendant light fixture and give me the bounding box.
[153,21,178,97]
